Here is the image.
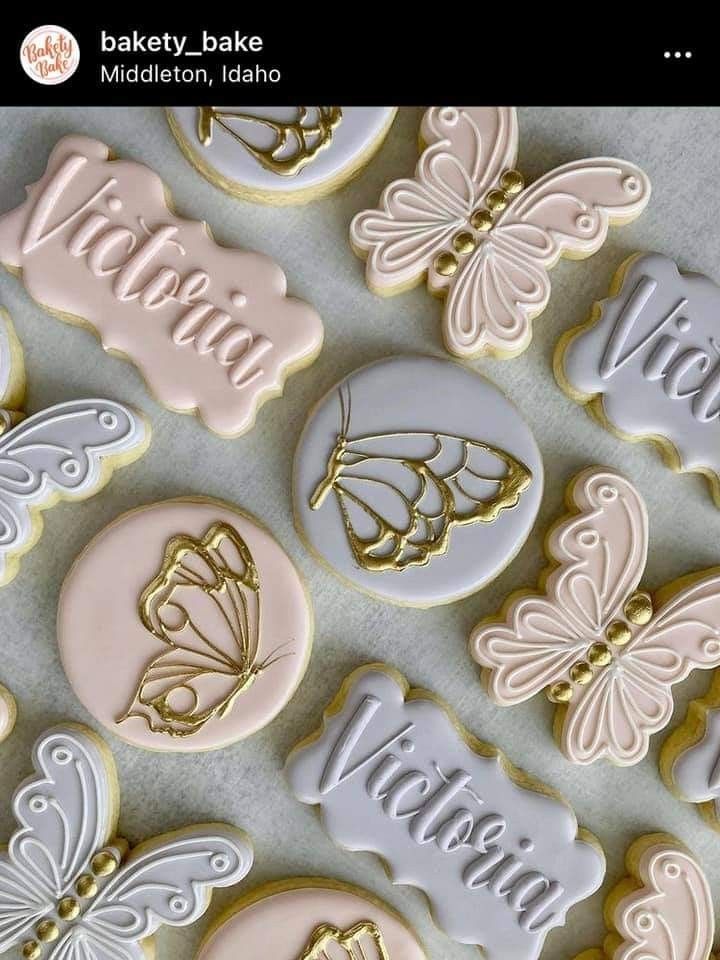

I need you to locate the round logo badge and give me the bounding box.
[20,25,79,84]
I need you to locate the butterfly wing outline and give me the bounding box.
[119,522,271,738]
[472,468,648,705]
[350,107,517,293]
[298,921,390,960]
[319,430,531,572]
[74,826,253,958]
[613,840,714,960]
[562,569,720,766]
[444,158,651,358]
[0,726,115,953]
[0,399,147,584]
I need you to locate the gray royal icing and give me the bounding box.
[0,725,253,958]
[285,668,605,960]
[292,355,543,606]
[561,253,720,482]
[672,708,720,816]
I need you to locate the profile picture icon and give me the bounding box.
[20,25,80,84]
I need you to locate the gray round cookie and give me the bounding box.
[293,355,543,606]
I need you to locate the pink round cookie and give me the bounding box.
[58,497,312,752]
[196,880,427,960]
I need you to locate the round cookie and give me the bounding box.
[293,355,543,606]
[196,878,426,960]
[0,684,16,742]
[168,107,397,204]
[58,497,312,751]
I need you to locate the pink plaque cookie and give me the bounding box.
[0,135,323,437]
[57,497,312,752]
[196,879,427,960]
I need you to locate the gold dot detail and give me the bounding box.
[452,232,476,255]
[624,591,653,625]
[570,661,593,685]
[588,642,612,667]
[22,941,41,960]
[91,851,118,877]
[36,921,58,944]
[76,874,98,899]
[548,681,573,704]
[57,898,79,922]
[470,209,493,232]
[607,621,632,647]
[500,169,525,194]
[434,252,458,277]
[486,189,507,212]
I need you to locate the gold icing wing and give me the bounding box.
[118,522,287,738]
[197,107,342,176]
[298,921,390,960]
[311,430,531,572]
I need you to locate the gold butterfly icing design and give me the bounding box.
[117,522,292,738]
[298,921,390,960]
[310,382,532,572]
[197,107,343,176]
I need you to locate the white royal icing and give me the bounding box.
[0,725,253,958]
[285,667,604,960]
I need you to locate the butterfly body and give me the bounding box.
[351,107,651,358]
[472,467,720,765]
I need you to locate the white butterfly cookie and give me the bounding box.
[573,834,714,960]
[350,107,651,359]
[0,724,253,960]
[0,309,149,586]
[471,466,720,766]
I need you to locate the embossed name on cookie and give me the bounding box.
[0,135,323,437]
[285,668,604,960]
[560,253,720,489]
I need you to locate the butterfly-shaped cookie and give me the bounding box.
[118,521,292,738]
[299,921,389,960]
[0,724,253,960]
[573,835,714,960]
[309,381,532,572]
[350,107,651,359]
[471,466,720,765]
[0,309,149,586]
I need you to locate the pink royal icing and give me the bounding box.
[57,498,312,752]
[350,107,650,359]
[471,467,720,766]
[0,136,323,437]
[196,883,427,960]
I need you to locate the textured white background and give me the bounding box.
[0,106,719,960]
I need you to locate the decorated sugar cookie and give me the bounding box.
[0,135,323,438]
[196,878,427,960]
[58,497,312,751]
[168,107,397,204]
[293,355,543,606]
[0,685,16,742]
[0,724,253,960]
[285,664,605,960]
[471,466,720,766]
[350,107,651,359]
[661,671,720,830]
[0,309,148,587]
[556,253,720,506]
[573,834,713,960]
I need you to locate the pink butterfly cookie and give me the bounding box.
[471,466,720,766]
[350,107,651,358]
[573,834,714,960]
